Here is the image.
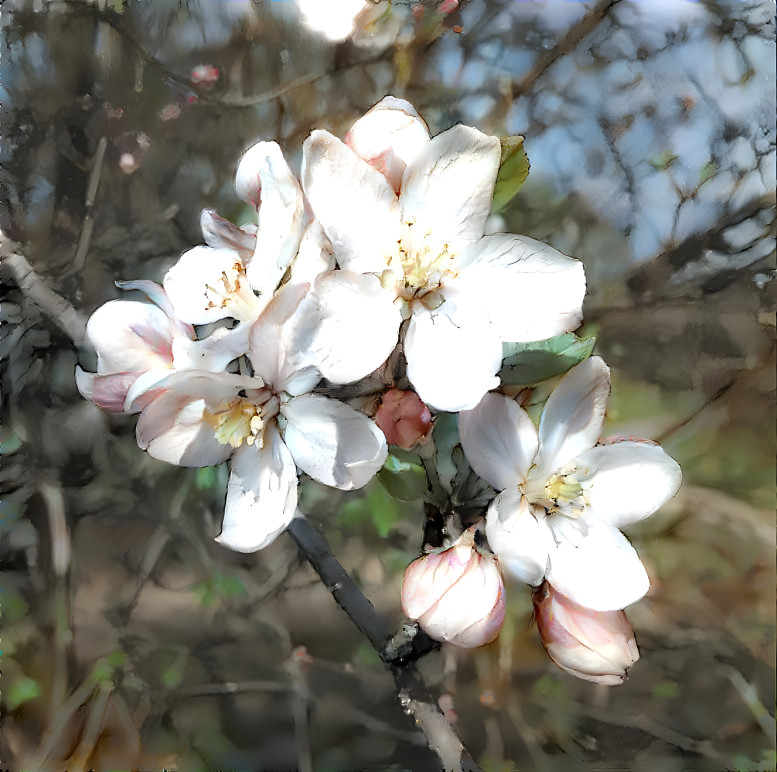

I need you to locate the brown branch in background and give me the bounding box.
[1,230,88,346]
[67,135,108,278]
[287,513,483,772]
[512,0,623,98]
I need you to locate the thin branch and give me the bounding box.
[287,512,483,772]
[1,230,88,346]
[512,0,623,98]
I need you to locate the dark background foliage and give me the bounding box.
[1,1,774,769]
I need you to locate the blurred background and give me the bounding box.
[1,0,774,769]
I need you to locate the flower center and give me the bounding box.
[525,468,584,517]
[204,260,263,322]
[394,223,457,298]
[204,392,279,449]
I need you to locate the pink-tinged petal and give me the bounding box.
[163,246,262,325]
[136,392,233,467]
[77,369,139,413]
[345,96,430,192]
[124,369,261,414]
[281,393,388,490]
[459,393,538,490]
[234,142,306,296]
[400,124,500,250]
[302,270,401,384]
[302,130,401,273]
[536,357,611,476]
[199,208,256,260]
[454,234,586,342]
[216,426,299,553]
[375,388,432,449]
[405,298,501,412]
[545,519,650,612]
[485,488,553,586]
[86,300,173,374]
[114,279,178,320]
[575,441,682,528]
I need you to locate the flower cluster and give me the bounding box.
[78,97,680,684]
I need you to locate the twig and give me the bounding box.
[1,230,88,346]
[581,704,731,765]
[287,512,483,772]
[511,0,622,98]
[68,135,108,278]
[718,664,777,744]
[176,680,291,698]
[655,377,736,443]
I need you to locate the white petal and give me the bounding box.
[576,441,682,528]
[287,221,336,287]
[163,246,261,325]
[248,281,321,394]
[301,130,401,273]
[235,142,306,296]
[345,96,430,192]
[459,393,538,490]
[172,324,251,372]
[536,357,611,476]
[86,300,173,375]
[546,520,650,611]
[301,271,401,384]
[405,297,501,412]
[136,392,233,467]
[216,427,298,553]
[455,234,586,342]
[199,208,256,259]
[281,393,388,490]
[486,489,553,586]
[400,124,500,249]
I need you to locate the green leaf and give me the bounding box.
[491,135,530,213]
[500,333,595,386]
[699,161,717,185]
[158,645,189,690]
[378,450,429,502]
[192,569,247,607]
[651,680,681,699]
[649,150,678,170]
[5,674,41,711]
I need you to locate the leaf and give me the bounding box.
[491,135,530,213]
[499,333,595,386]
[378,450,429,502]
[6,673,41,711]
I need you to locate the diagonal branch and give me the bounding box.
[286,512,483,772]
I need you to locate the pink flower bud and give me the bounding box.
[190,64,220,86]
[375,388,431,449]
[533,583,640,685]
[401,527,505,648]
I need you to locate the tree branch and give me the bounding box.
[286,513,483,772]
[1,230,88,347]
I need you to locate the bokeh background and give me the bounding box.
[1,0,774,769]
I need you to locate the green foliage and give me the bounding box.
[699,160,717,185]
[91,649,126,683]
[649,150,678,170]
[651,680,682,699]
[491,135,530,213]
[500,333,595,386]
[193,569,247,607]
[338,479,404,538]
[5,673,41,711]
[378,449,429,502]
[0,587,29,626]
[158,645,189,690]
[195,465,223,492]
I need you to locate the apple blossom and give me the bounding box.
[125,282,388,553]
[459,357,682,611]
[401,526,505,648]
[301,96,586,411]
[76,280,242,414]
[533,582,639,685]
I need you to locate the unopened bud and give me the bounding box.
[533,582,639,685]
[375,388,431,449]
[401,527,505,648]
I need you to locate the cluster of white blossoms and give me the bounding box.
[78,97,681,684]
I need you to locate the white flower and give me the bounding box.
[76,280,241,413]
[127,282,388,553]
[301,97,586,411]
[459,357,682,611]
[164,141,316,331]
